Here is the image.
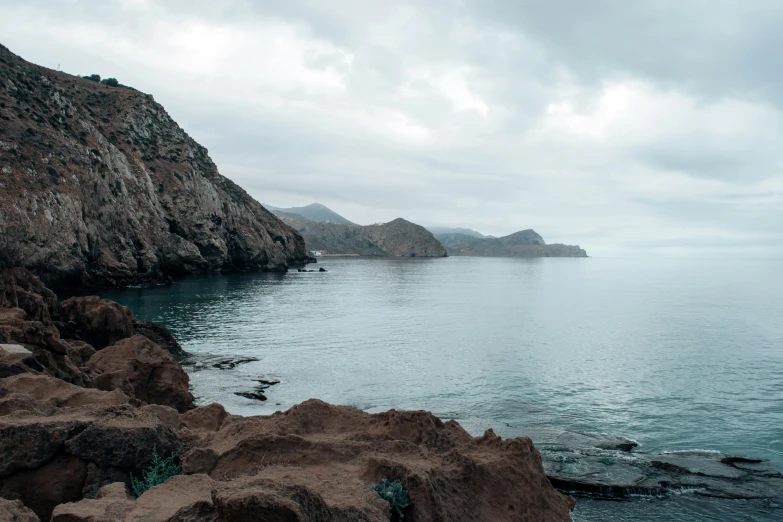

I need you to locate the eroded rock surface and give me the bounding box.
[0,44,311,288]
[86,335,192,412]
[537,431,783,501]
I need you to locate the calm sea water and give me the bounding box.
[100,257,783,521]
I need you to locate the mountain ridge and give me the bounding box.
[435,230,587,258]
[266,202,355,225]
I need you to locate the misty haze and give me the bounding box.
[0,2,781,522]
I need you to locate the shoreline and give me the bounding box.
[0,267,575,521]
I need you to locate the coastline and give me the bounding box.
[0,268,574,521]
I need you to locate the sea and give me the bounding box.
[99,256,783,521]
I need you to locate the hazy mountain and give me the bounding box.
[277,215,447,257]
[266,203,354,225]
[435,230,587,258]
[426,226,488,238]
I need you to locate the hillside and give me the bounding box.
[266,202,354,224]
[435,230,587,257]
[280,215,447,257]
[0,45,311,287]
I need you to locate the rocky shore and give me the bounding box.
[0,268,574,521]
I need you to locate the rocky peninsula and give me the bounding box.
[0,268,574,521]
[276,212,448,258]
[434,230,587,258]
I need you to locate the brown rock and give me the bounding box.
[177,399,573,522]
[58,296,135,350]
[64,340,97,366]
[180,403,230,433]
[0,452,87,520]
[85,335,193,412]
[0,308,89,384]
[0,399,179,519]
[0,498,39,522]
[0,374,132,412]
[51,482,134,522]
[0,268,57,323]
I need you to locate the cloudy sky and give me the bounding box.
[1,0,782,257]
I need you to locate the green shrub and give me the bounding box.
[129,445,182,498]
[83,74,101,82]
[369,477,410,520]
[101,78,119,87]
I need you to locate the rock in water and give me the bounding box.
[0,44,310,288]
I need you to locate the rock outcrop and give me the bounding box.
[0,44,311,288]
[0,269,574,521]
[86,335,191,412]
[435,230,587,258]
[0,498,39,522]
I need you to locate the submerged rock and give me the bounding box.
[537,431,783,501]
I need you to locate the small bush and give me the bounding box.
[101,78,119,87]
[130,445,182,498]
[369,477,410,520]
[83,74,101,82]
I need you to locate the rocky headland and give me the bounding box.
[0,44,311,289]
[434,230,587,258]
[0,268,573,521]
[277,212,448,258]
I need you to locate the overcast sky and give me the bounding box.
[2,0,782,257]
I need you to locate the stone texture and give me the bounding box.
[85,335,193,412]
[0,498,40,522]
[58,296,135,350]
[0,44,311,289]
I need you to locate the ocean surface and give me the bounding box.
[99,257,783,521]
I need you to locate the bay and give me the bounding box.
[100,257,783,521]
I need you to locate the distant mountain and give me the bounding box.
[279,216,447,257]
[426,226,488,238]
[266,203,354,225]
[435,230,587,258]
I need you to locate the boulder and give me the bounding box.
[86,335,193,412]
[131,320,186,357]
[0,403,180,520]
[51,481,134,522]
[179,399,574,522]
[58,296,135,349]
[0,498,39,522]
[0,308,87,384]
[0,374,133,412]
[0,268,57,323]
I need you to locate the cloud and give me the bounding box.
[0,0,781,257]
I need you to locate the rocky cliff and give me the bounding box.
[436,230,587,258]
[0,45,310,288]
[0,269,573,521]
[281,216,448,257]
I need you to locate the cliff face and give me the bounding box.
[281,216,448,257]
[436,230,587,258]
[0,45,310,288]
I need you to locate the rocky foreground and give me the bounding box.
[0,268,573,521]
[0,44,311,289]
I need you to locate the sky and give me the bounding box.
[1,0,782,257]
